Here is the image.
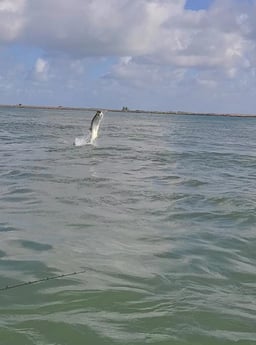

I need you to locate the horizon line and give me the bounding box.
[0,103,256,118]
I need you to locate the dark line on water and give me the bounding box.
[1,104,256,117]
[0,269,87,292]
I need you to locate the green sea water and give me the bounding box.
[0,107,256,344]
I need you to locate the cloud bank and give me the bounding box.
[1,0,256,113]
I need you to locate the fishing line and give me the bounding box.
[0,269,87,292]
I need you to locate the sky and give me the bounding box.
[1,0,256,114]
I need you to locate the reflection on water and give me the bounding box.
[0,107,256,344]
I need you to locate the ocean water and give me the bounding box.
[0,106,256,345]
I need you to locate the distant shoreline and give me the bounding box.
[0,103,256,118]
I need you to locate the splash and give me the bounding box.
[74,133,92,147]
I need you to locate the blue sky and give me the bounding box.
[185,0,213,10]
[1,0,256,114]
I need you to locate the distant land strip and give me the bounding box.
[0,103,256,118]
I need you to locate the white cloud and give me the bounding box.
[33,58,49,81]
[0,0,26,41]
[4,0,252,73]
[1,0,256,70]
[20,0,183,57]
[1,0,256,113]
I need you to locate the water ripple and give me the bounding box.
[0,108,256,344]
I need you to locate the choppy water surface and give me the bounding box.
[0,107,256,344]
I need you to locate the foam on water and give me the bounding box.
[74,132,91,146]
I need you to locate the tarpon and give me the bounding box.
[89,110,104,142]
[74,110,104,146]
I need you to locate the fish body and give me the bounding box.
[89,110,104,142]
[74,110,104,146]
